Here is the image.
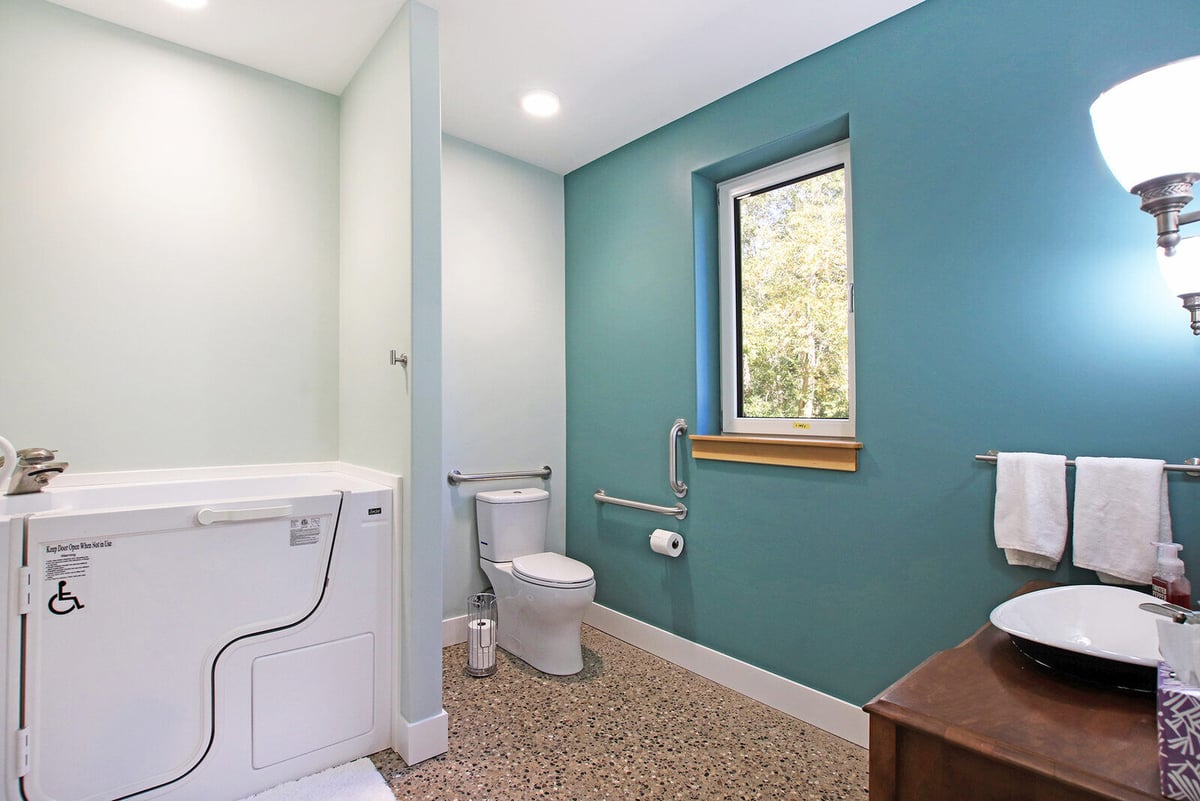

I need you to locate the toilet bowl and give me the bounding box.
[476,489,595,675]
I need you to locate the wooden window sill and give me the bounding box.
[689,435,862,472]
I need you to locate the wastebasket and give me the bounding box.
[466,592,497,677]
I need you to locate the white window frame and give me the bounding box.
[717,139,856,439]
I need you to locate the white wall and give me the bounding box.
[338,5,412,477]
[0,0,340,472]
[2,0,447,763]
[441,135,566,618]
[407,1,445,745]
[340,2,446,758]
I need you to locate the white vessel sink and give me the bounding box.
[989,584,1161,691]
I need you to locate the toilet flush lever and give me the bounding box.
[390,350,408,367]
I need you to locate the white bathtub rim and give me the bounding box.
[0,461,397,515]
[41,460,366,489]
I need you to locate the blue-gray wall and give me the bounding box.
[564,0,1200,706]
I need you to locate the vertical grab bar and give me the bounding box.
[669,418,688,498]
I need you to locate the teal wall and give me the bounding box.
[564,0,1200,707]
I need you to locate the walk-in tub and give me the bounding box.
[0,468,395,801]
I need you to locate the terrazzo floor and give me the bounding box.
[370,625,868,800]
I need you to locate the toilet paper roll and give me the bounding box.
[650,528,684,557]
[467,619,496,673]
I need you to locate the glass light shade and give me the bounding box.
[1090,55,1200,191]
[1159,235,1200,297]
[520,90,560,118]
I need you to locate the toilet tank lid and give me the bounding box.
[476,488,549,504]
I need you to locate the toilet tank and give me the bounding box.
[476,488,549,562]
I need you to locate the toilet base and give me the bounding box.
[499,644,582,676]
[498,622,585,676]
[481,559,595,676]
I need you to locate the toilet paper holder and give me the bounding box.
[466,593,497,677]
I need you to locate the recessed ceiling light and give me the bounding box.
[165,0,208,9]
[521,90,560,118]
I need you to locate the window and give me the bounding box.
[717,139,854,439]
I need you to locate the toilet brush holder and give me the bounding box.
[466,593,497,677]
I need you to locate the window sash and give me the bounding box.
[717,140,855,438]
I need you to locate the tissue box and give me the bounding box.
[1159,661,1200,800]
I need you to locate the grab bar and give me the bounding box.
[196,505,293,526]
[447,466,552,486]
[594,489,688,520]
[669,418,688,498]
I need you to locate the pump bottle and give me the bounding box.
[1153,542,1192,609]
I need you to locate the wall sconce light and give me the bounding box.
[1091,56,1200,334]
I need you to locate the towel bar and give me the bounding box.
[975,451,1200,476]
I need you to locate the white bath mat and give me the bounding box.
[235,758,394,801]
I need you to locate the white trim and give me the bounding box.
[717,138,856,439]
[331,461,401,488]
[393,709,448,766]
[333,464,409,768]
[583,602,868,748]
[47,460,342,488]
[443,614,468,647]
[46,460,408,490]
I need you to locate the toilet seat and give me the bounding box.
[512,552,594,589]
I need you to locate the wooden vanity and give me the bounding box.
[864,582,1163,800]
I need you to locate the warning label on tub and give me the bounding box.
[289,517,323,547]
[43,540,113,581]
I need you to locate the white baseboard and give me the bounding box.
[584,603,869,747]
[443,614,467,647]
[393,709,448,766]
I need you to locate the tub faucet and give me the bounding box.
[0,444,69,495]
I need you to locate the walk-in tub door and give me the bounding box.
[19,492,342,801]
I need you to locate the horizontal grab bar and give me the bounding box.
[594,489,687,520]
[196,505,293,526]
[447,466,552,486]
[975,451,1200,476]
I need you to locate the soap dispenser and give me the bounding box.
[1153,542,1192,609]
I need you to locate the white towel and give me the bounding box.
[993,452,1068,570]
[1072,456,1172,585]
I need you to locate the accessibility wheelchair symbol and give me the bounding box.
[48,580,85,615]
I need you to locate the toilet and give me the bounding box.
[476,488,595,675]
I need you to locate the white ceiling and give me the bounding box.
[44,0,407,95]
[45,0,923,174]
